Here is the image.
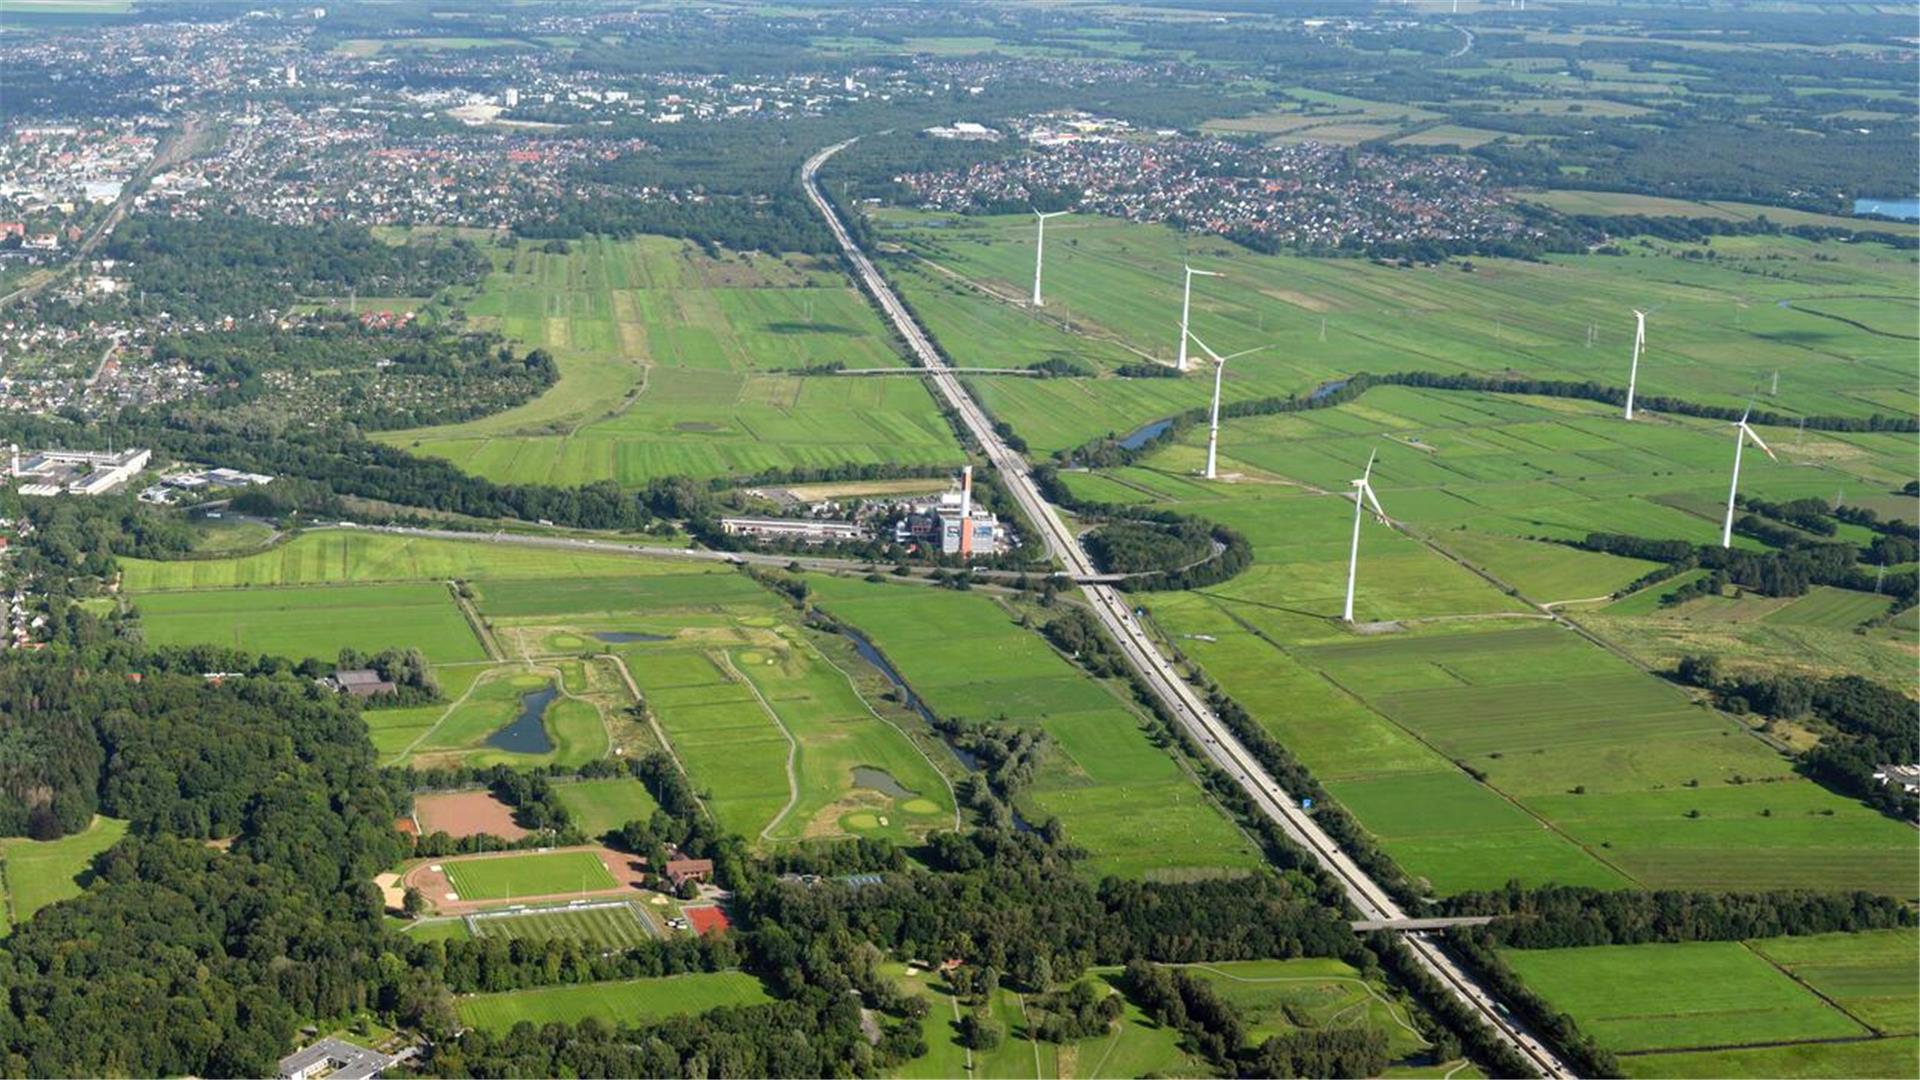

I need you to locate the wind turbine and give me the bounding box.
[1175,264,1223,372]
[1187,330,1262,480]
[1720,402,1777,548]
[1030,210,1069,307]
[1343,451,1389,624]
[1623,309,1647,419]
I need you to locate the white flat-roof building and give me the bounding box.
[721,516,865,544]
[10,446,151,497]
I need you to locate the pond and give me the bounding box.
[1117,418,1173,451]
[851,766,916,799]
[592,631,673,643]
[841,629,979,770]
[485,683,558,754]
[1309,377,1350,403]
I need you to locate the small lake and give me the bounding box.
[1118,418,1172,451]
[1852,197,1920,222]
[1309,378,1350,403]
[592,631,672,643]
[851,766,916,799]
[486,684,557,754]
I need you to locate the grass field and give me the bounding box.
[442,850,616,901]
[808,576,1263,880]
[393,666,609,769]
[457,971,771,1032]
[469,903,658,948]
[0,816,127,926]
[1036,376,1917,896]
[381,235,964,485]
[1180,958,1432,1059]
[554,779,661,838]
[1504,940,1868,1052]
[1507,935,1918,1077]
[873,210,1916,457]
[133,582,486,663]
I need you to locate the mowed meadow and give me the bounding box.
[869,210,1917,454]
[1072,389,1915,897]
[380,234,965,484]
[1502,929,1918,1078]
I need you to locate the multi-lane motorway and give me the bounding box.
[802,138,1575,1079]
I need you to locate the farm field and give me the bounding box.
[442,849,617,901]
[0,816,127,926]
[468,903,659,948]
[807,576,1263,881]
[871,210,1917,456]
[457,971,771,1033]
[132,582,486,663]
[1078,386,1916,896]
[1505,935,1918,1076]
[381,234,964,485]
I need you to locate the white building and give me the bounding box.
[11,446,151,497]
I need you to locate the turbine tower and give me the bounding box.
[1343,451,1390,624]
[1175,264,1223,372]
[1187,331,1262,480]
[1720,403,1777,548]
[1030,210,1069,307]
[1624,309,1647,419]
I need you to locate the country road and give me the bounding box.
[802,138,1575,1079]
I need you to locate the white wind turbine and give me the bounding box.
[1342,451,1390,624]
[1030,210,1069,307]
[1623,308,1647,419]
[1186,330,1263,480]
[1720,401,1777,548]
[1176,264,1223,372]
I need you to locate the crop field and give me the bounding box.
[442,850,617,901]
[0,816,127,926]
[554,779,661,839]
[456,971,771,1033]
[381,234,964,485]
[808,576,1262,880]
[469,903,658,948]
[132,582,486,663]
[872,211,1917,456]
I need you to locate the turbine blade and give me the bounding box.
[1361,449,1377,483]
[1743,423,1777,461]
[1220,345,1265,362]
[1185,330,1224,364]
[1363,481,1388,522]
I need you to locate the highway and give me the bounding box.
[802,138,1575,1079]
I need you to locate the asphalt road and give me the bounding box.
[802,138,1575,1079]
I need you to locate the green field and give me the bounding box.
[1504,940,1868,1052]
[873,210,1917,457]
[381,235,964,485]
[1030,371,1915,895]
[1180,958,1433,1059]
[457,971,771,1032]
[133,582,486,663]
[441,850,616,901]
[387,666,608,769]
[469,903,658,948]
[554,779,662,839]
[1506,935,1918,1077]
[808,576,1263,881]
[0,817,128,926]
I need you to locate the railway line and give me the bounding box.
[802,137,1576,1079]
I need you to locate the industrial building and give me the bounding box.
[719,516,866,544]
[9,446,151,497]
[895,466,1002,558]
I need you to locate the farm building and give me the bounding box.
[323,669,397,698]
